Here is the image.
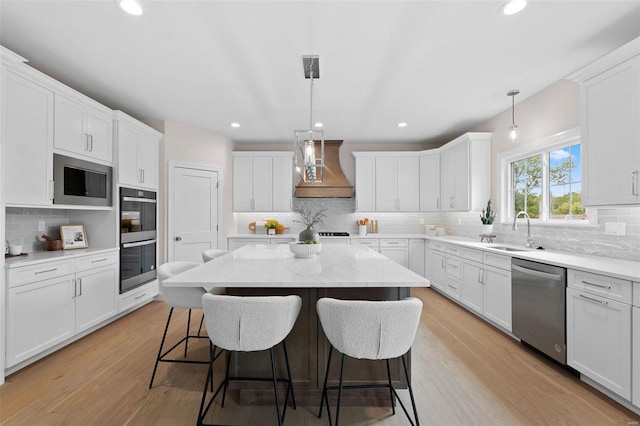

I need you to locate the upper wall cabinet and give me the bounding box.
[2,67,54,206]
[115,111,162,191]
[439,133,491,212]
[54,94,113,164]
[569,38,640,206]
[353,153,419,212]
[419,154,440,211]
[232,152,293,212]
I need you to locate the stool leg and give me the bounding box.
[335,354,346,426]
[197,343,216,426]
[221,351,232,407]
[282,340,296,410]
[318,345,333,419]
[386,359,396,415]
[149,307,174,389]
[402,354,420,426]
[269,347,283,426]
[185,309,192,357]
[197,313,205,336]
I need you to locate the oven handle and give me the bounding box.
[122,239,157,249]
[512,264,563,281]
[122,197,157,204]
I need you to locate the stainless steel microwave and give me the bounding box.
[53,154,113,207]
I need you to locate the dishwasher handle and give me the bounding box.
[512,264,563,281]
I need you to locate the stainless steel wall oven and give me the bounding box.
[120,187,157,293]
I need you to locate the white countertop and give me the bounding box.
[164,244,430,288]
[4,247,119,268]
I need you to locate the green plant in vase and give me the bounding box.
[480,199,496,235]
[293,204,327,243]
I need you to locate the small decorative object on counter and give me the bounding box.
[264,219,285,235]
[368,219,378,234]
[293,203,327,243]
[480,199,496,236]
[357,218,368,236]
[289,241,322,258]
[60,224,88,249]
[42,234,63,251]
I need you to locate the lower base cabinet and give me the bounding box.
[482,265,511,331]
[76,265,118,333]
[633,305,639,408]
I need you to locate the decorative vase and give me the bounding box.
[299,226,320,243]
[481,224,494,235]
[267,228,275,235]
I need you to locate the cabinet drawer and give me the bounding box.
[446,244,462,256]
[483,252,511,271]
[430,241,446,252]
[568,269,632,304]
[75,251,117,271]
[352,239,379,247]
[446,276,461,300]
[446,257,461,278]
[119,280,158,312]
[8,259,75,288]
[379,238,408,247]
[462,247,483,263]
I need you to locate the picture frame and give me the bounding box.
[60,224,89,249]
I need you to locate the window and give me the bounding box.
[504,129,587,223]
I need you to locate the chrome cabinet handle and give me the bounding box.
[441,259,445,269]
[49,180,55,201]
[140,169,145,183]
[581,280,611,290]
[579,294,608,305]
[72,278,77,298]
[632,171,639,196]
[89,134,93,152]
[35,268,57,275]
[91,258,107,263]
[134,293,147,300]
[77,278,82,297]
[436,198,440,210]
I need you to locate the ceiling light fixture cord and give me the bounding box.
[309,60,314,133]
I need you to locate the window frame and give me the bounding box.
[498,127,596,226]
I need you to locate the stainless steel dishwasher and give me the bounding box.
[512,258,567,364]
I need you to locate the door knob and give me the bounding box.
[175,236,182,241]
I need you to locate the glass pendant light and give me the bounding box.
[507,89,520,143]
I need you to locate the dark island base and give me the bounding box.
[226,286,412,406]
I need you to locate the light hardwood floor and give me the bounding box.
[1,287,638,425]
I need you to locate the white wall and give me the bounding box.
[156,121,233,264]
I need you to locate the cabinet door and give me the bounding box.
[420,154,440,211]
[137,133,158,190]
[355,157,375,211]
[117,122,141,186]
[379,247,408,268]
[75,265,118,333]
[397,157,419,211]
[408,239,425,276]
[633,306,640,408]
[566,288,631,399]
[86,107,113,162]
[6,276,75,367]
[440,148,456,211]
[483,265,512,331]
[233,157,254,211]
[375,157,397,211]
[461,260,483,315]
[272,156,292,212]
[4,70,54,205]
[54,94,86,155]
[582,56,640,206]
[429,249,446,291]
[252,157,273,211]
[441,142,469,211]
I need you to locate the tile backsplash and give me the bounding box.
[235,199,640,262]
[5,208,69,253]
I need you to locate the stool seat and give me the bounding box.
[202,249,228,263]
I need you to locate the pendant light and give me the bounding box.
[294,55,324,183]
[507,89,520,143]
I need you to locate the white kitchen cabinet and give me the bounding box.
[6,274,75,367]
[54,93,113,163]
[354,156,376,211]
[375,157,419,212]
[351,238,379,249]
[3,68,54,206]
[427,242,446,291]
[460,249,484,315]
[228,237,295,251]
[409,239,425,276]
[119,279,158,313]
[379,239,409,268]
[420,154,440,211]
[232,152,293,212]
[439,133,491,212]
[633,282,639,408]
[75,263,118,333]
[482,264,512,332]
[115,111,161,190]
[445,245,462,300]
[570,39,640,206]
[567,287,632,400]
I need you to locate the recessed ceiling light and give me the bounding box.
[119,0,143,16]
[397,122,408,128]
[501,0,527,16]
[230,122,240,128]
[314,122,323,128]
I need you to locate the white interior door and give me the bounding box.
[170,165,219,262]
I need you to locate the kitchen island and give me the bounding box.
[164,244,429,405]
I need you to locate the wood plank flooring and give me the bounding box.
[1,287,638,425]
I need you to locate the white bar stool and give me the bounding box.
[197,294,302,426]
[149,261,222,389]
[202,249,228,262]
[316,297,423,426]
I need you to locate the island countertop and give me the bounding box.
[164,244,430,288]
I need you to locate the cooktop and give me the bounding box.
[318,232,350,237]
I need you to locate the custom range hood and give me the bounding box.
[295,140,354,198]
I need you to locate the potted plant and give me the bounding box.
[293,204,328,242]
[480,199,496,235]
[264,219,280,235]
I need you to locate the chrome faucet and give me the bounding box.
[512,211,534,248]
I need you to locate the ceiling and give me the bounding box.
[1,1,639,145]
